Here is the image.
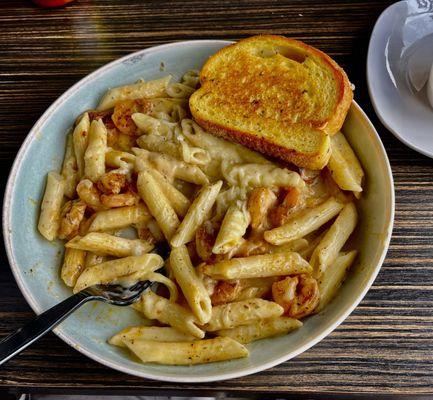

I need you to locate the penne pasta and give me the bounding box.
[137,168,180,240]
[139,161,191,217]
[316,250,357,312]
[170,181,223,248]
[38,171,65,241]
[179,139,210,166]
[123,337,248,365]
[109,326,197,347]
[61,248,86,287]
[84,119,107,182]
[310,202,358,277]
[73,253,163,293]
[217,317,302,344]
[85,252,107,268]
[170,246,212,324]
[212,202,250,254]
[264,197,344,245]
[72,112,90,179]
[269,238,309,254]
[145,272,178,302]
[105,149,136,172]
[66,232,154,257]
[132,113,177,137]
[89,204,150,232]
[61,132,78,199]
[204,299,284,331]
[298,230,328,261]
[139,291,204,338]
[204,252,312,280]
[136,134,180,159]
[97,76,171,111]
[328,131,364,194]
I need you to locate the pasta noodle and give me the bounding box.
[84,119,107,182]
[61,133,78,199]
[216,317,302,344]
[73,112,90,179]
[65,232,154,257]
[122,337,248,365]
[73,253,163,293]
[97,76,171,111]
[213,202,250,254]
[137,168,180,240]
[38,171,65,241]
[170,181,223,247]
[204,299,284,331]
[204,252,312,280]
[109,326,197,346]
[169,245,212,324]
[264,197,344,245]
[138,291,204,338]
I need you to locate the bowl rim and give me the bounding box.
[2,39,395,383]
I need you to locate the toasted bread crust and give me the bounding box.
[194,114,331,170]
[191,35,352,169]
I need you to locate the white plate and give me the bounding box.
[367,0,433,158]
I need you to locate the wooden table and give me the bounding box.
[0,0,432,398]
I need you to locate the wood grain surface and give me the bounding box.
[0,0,432,397]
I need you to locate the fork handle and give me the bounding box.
[0,291,95,366]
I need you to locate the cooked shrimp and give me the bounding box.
[97,171,127,195]
[247,187,277,231]
[211,280,241,305]
[269,187,301,227]
[111,100,141,136]
[87,109,112,125]
[76,179,104,210]
[272,274,319,318]
[111,99,152,136]
[58,200,86,239]
[100,191,139,208]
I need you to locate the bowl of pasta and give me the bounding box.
[2,39,394,382]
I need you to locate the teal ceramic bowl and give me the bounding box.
[2,40,394,382]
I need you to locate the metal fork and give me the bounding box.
[0,242,170,366]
